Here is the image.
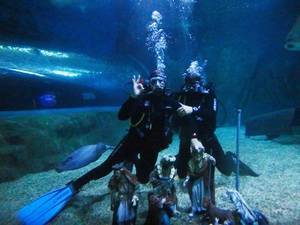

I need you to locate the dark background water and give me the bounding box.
[0,4,300,223]
[0,0,299,124]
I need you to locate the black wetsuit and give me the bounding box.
[174,87,259,176]
[174,88,218,203]
[73,91,181,190]
[174,87,258,203]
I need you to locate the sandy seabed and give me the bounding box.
[0,127,299,225]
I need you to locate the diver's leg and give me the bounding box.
[205,134,233,176]
[175,139,191,179]
[136,146,159,184]
[73,134,135,190]
[207,134,258,177]
[225,151,259,177]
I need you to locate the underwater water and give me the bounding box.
[0,0,300,225]
[0,120,299,225]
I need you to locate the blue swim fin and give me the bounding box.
[17,183,75,225]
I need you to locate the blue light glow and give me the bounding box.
[8,68,45,77]
[51,70,80,77]
[0,45,69,58]
[39,50,69,58]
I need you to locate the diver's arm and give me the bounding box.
[118,96,142,120]
[192,89,217,119]
[166,92,181,111]
[170,95,200,137]
[192,89,217,132]
[118,75,144,120]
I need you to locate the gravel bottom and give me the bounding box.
[0,127,299,225]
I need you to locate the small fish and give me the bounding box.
[56,143,114,172]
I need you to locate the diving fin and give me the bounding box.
[17,183,76,225]
[226,152,259,177]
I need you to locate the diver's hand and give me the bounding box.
[132,75,144,97]
[177,103,193,117]
[190,138,204,152]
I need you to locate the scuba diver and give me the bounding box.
[17,69,200,225]
[70,70,183,188]
[174,61,259,203]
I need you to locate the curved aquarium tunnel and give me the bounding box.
[0,0,300,225]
